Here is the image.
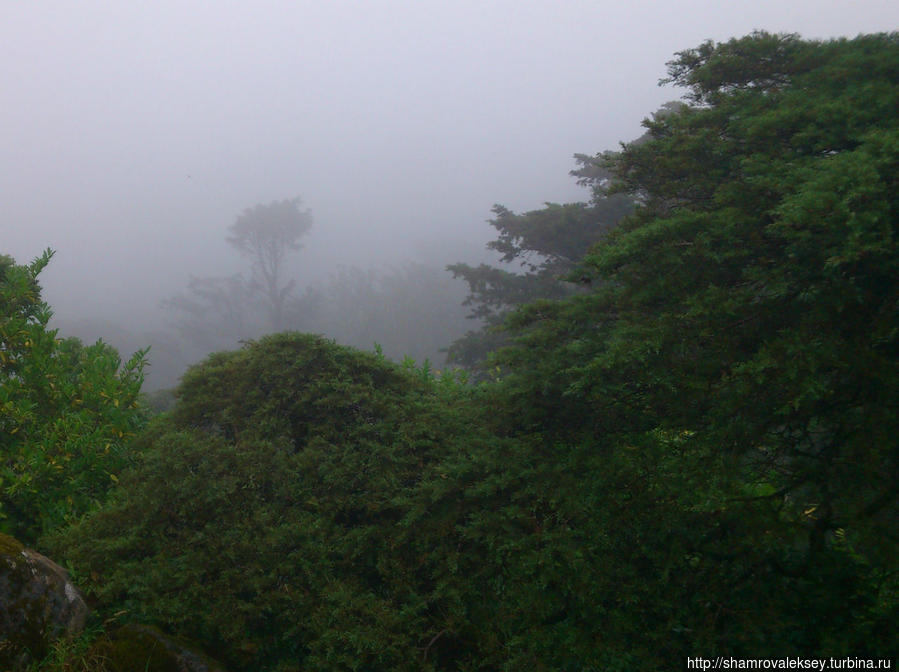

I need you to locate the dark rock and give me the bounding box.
[0,532,89,671]
[90,623,229,672]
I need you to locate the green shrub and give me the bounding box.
[48,333,492,671]
[0,251,146,544]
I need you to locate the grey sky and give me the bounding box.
[2,0,898,327]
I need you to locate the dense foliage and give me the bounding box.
[0,251,146,544]
[16,30,899,671]
[447,188,633,371]
[493,30,899,659]
[48,334,500,671]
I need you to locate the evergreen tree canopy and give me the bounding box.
[494,30,898,657]
[447,191,633,371]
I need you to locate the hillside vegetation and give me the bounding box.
[2,31,896,670]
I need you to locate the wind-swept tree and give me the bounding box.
[228,197,312,331]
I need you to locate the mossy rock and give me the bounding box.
[0,532,88,671]
[88,624,227,672]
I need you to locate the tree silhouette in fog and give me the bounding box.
[228,197,313,331]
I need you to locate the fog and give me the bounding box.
[3,1,897,388]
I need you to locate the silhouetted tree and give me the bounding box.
[228,197,312,331]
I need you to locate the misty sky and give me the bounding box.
[3,1,898,329]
